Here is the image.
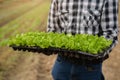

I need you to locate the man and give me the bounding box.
[47,0,119,80]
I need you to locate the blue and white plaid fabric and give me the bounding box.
[47,0,119,54]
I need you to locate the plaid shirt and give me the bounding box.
[47,0,119,55]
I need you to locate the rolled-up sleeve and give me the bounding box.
[100,0,119,54]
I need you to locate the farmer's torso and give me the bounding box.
[47,0,105,34]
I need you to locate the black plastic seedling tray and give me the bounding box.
[10,45,108,60]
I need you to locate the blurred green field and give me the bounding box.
[0,0,52,80]
[0,0,50,42]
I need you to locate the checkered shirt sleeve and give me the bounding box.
[100,0,119,54]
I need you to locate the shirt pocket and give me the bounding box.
[57,10,69,31]
[55,0,70,32]
[81,9,101,28]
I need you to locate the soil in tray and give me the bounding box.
[10,45,107,59]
